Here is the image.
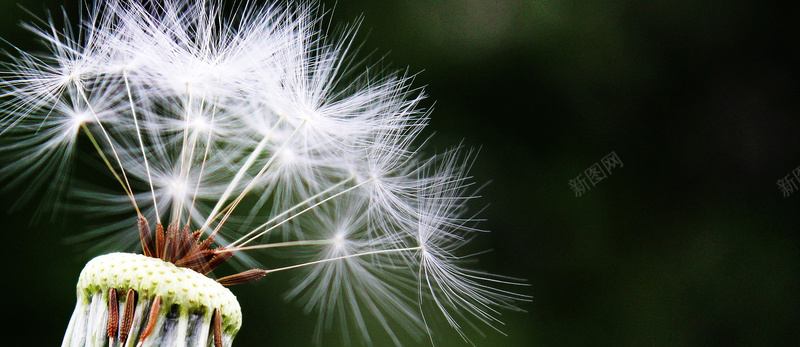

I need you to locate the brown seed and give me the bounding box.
[138,217,153,258]
[119,289,136,345]
[213,308,223,347]
[107,288,119,341]
[136,296,162,347]
[217,269,268,286]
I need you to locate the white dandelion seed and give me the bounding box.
[0,0,529,346]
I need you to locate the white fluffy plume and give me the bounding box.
[0,0,528,344]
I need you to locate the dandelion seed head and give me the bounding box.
[0,0,528,345]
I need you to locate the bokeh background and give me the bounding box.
[2,0,800,346]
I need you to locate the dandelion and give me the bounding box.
[0,0,529,345]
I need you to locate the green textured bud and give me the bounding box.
[62,253,241,347]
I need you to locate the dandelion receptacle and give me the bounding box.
[0,0,529,345]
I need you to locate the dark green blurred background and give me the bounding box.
[2,0,800,346]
